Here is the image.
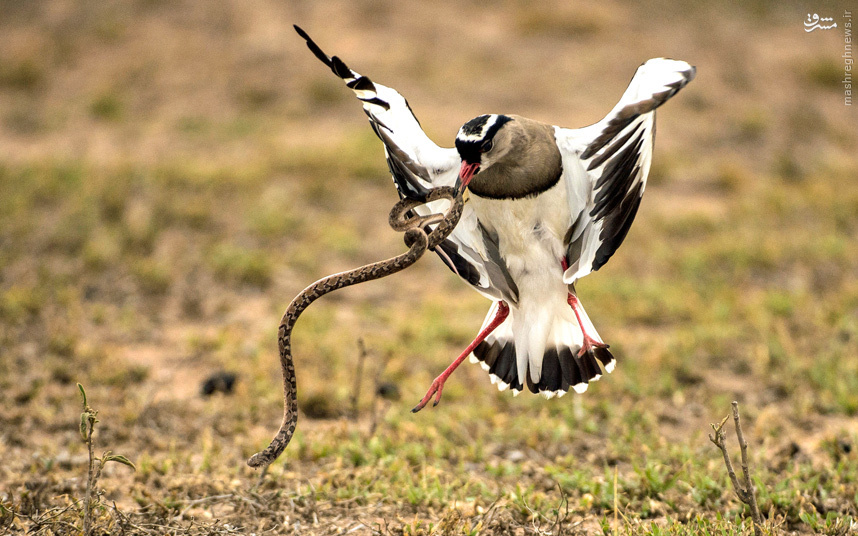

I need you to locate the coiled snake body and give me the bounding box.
[248,186,463,468]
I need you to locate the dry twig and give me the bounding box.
[709,401,763,536]
[368,352,392,436]
[349,338,369,420]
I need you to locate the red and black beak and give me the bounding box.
[458,161,480,192]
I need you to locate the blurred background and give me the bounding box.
[1,1,856,534]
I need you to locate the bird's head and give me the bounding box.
[454,114,514,191]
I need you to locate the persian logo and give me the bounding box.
[805,13,837,32]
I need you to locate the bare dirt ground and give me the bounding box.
[1,1,857,534]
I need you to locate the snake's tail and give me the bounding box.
[248,322,299,469]
[247,380,297,467]
[247,439,281,468]
[247,411,295,467]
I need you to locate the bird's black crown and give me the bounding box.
[455,114,513,164]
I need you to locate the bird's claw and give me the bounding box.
[577,336,609,358]
[411,377,446,413]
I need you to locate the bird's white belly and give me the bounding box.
[468,181,570,305]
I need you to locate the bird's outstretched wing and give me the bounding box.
[556,58,695,282]
[294,26,519,304]
[294,25,458,200]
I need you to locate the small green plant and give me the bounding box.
[799,511,856,535]
[78,383,136,536]
[89,92,124,121]
[208,243,273,287]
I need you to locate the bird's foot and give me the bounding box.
[578,335,609,358]
[412,375,448,413]
[412,301,510,413]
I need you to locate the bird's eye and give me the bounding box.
[481,140,493,152]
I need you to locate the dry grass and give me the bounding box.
[1,1,857,534]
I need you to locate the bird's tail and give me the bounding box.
[469,301,615,398]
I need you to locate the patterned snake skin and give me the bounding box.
[247,186,463,468]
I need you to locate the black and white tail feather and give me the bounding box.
[469,300,615,398]
[295,26,695,399]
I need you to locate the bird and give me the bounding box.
[293,26,695,412]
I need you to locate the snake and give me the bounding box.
[247,186,464,468]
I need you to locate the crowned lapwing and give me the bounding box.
[294,26,695,411]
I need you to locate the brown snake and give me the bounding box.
[247,186,463,468]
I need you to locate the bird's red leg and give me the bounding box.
[560,257,608,357]
[412,301,510,413]
[567,293,609,357]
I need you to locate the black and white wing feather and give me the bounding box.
[557,58,695,283]
[294,26,519,305]
[294,25,457,199]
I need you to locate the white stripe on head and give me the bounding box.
[457,114,503,142]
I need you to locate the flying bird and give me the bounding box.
[293,26,695,411]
